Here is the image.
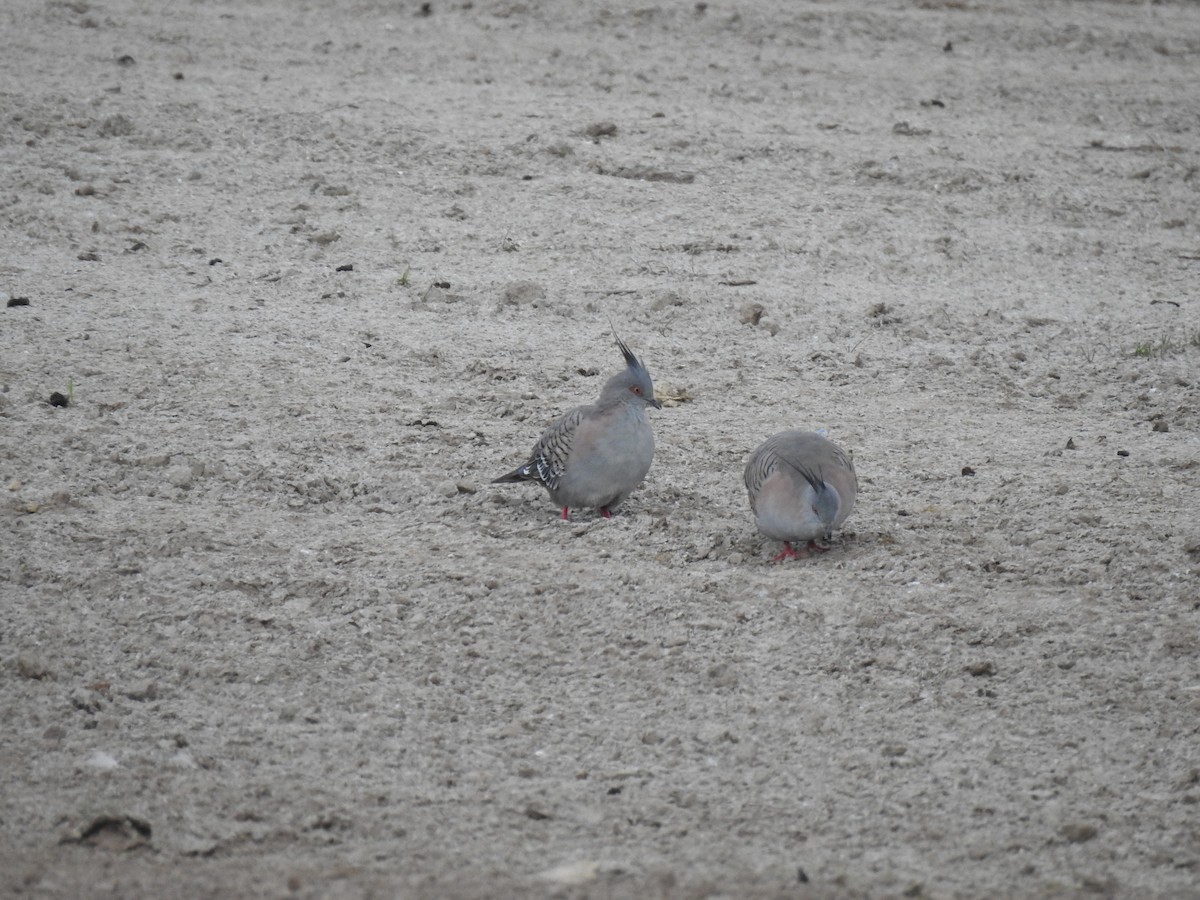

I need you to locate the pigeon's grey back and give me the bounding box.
[745,430,857,542]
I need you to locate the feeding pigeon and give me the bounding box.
[744,430,857,561]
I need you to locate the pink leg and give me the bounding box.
[771,540,831,562]
[770,542,803,562]
[561,507,569,520]
[600,507,612,519]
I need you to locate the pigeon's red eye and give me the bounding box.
[631,385,642,395]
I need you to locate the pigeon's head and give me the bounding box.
[601,334,661,410]
[812,481,841,537]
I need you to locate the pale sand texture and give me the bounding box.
[2,1,1199,897]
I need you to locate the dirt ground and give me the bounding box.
[3,0,1199,897]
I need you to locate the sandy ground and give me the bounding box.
[3,0,1200,897]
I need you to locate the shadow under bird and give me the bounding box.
[492,334,661,520]
[744,430,858,561]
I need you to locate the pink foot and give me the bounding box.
[560,507,570,521]
[770,542,804,562]
[600,507,612,519]
[771,540,831,562]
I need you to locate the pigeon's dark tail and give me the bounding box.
[491,465,532,484]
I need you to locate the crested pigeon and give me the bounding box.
[492,334,661,520]
[744,430,857,561]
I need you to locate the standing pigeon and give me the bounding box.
[492,334,661,520]
[744,430,857,561]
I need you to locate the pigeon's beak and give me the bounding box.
[648,395,663,410]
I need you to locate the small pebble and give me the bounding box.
[1061,822,1098,843]
[169,749,198,769]
[122,680,158,701]
[1152,421,1169,433]
[167,465,194,488]
[16,655,53,680]
[585,121,617,139]
[86,750,120,770]
[739,302,765,326]
[535,860,600,885]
